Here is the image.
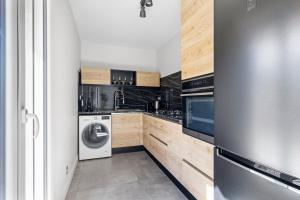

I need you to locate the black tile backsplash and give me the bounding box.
[78,71,182,112]
[160,72,182,111]
[79,85,160,112]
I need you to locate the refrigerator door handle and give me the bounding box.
[292,179,300,187]
[216,149,250,171]
[216,149,300,195]
[180,92,213,97]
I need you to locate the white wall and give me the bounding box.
[48,0,81,199]
[157,33,181,77]
[81,40,157,72]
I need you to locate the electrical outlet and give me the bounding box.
[66,165,69,175]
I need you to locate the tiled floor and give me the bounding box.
[66,151,187,200]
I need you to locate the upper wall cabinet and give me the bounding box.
[81,67,111,85]
[136,71,160,87]
[181,0,214,80]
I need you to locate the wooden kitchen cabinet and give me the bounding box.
[181,0,214,80]
[112,113,143,148]
[148,133,168,166]
[146,117,173,144]
[166,149,182,181]
[143,114,183,180]
[143,114,214,199]
[181,134,214,178]
[163,121,183,181]
[181,134,214,200]
[81,67,111,85]
[136,71,160,87]
[143,114,151,149]
[181,159,214,200]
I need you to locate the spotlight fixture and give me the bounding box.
[140,6,146,18]
[145,0,153,7]
[139,0,153,18]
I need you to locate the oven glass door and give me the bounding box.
[183,94,214,137]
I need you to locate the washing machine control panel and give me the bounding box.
[91,115,110,120]
[101,116,110,120]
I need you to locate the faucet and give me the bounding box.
[114,90,125,111]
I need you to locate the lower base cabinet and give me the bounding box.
[148,134,168,166]
[181,159,214,200]
[112,113,143,148]
[181,134,214,179]
[166,150,182,181]
[143,114,214,200]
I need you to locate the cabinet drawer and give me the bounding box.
[182,134,214,178]
[148,134,168,165]
[181,159,213,200]
[143,134,151,150]
[148,125,169,144]
[146,115,180,144]
[166,150,182,181]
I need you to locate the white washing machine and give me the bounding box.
[79,115,112,160]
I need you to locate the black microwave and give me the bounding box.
[181,74,214,144]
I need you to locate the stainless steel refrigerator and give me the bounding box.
[214,0,300,199]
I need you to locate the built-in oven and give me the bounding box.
[181,74,214,144]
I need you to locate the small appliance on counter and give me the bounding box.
[181,74,214,144]
[154,101,160,114]
[154,97,161,114]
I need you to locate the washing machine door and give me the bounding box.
[82,123,110,149]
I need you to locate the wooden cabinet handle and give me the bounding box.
[182,159,213,181]
[150,134,168,146]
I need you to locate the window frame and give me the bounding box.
[0,0,6,199]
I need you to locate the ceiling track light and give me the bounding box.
[140,0,153,18]
[140,6,146,18]
[145,0,153,7]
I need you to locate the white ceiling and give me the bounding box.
[69,0,180,50]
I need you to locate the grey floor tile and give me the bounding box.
[66,151,186,200]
